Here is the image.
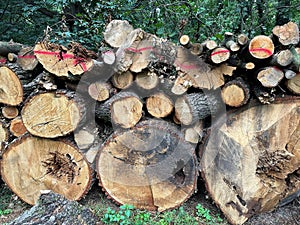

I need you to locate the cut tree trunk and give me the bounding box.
[101,50,116,65]
[2,106,19,119]
[175,92,221,126]
[34,42,94,77]
[0,66,23,106]
[88,81,114,102]
[111,71,134,89]
[183,120,204,144]
[270,49,293,67]
[0,122,8,153]
[221,78,250,107]
[21,91,85,138]
[135,70,159,91]
[272,21,299,45]
[17,47,39,71]
[8,191,97,225]
[0,41,25,56]
[257,67,284,87]
[1,135,92,205]
[248,35,274,59]
[96,119,198,211]
[146,92,174,118]
[210,47,230,64]
[237,34,249,46]
[200,99,300,225]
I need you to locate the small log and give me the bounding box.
[7,53,18,62]
[96,119,198,211]
[221,78,250,107]
[290,47,300,72]
[0,41,25,56]
[74,122,99,150]
[171,76,190,95]
[103,20,134,48]
[183,120,204,144]
[10,116,27,137]
[1,135,92,205]
[284,69,297,79]
[101,50,116,65]
[88,81,113,102]
[226,58,255,70]
[190,43,203,56]
[175,92,221,126]
[219,63,236,76]
[200,99,300,225]
[17,47,39,71]
[179,35,191,48]
[21,91,85,138]
[249,35,274,59]
[0,66,23,106]
[270,49,293,67]
[286,73,300,95]
[96,91,143,129]
[8,191,97,225]
[210,47,230,64]
[111,71,134,89]
[203,40,218,50]
[257,67,284,87]
[272,21,299,46]
[226,40,240,52]
[34,42,93,77]
[237,34,249,46]
[146,93,174,118]
[135,70,159,91]
[2,106,19,119]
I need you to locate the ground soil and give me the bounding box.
[1,179,299,225]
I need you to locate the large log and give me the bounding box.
[1,135,92,205]
[96,119,198,211]
[200,99,300,225]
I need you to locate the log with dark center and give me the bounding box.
[200,99,300,225]
[1,135,92,205]
[96,119,198,211]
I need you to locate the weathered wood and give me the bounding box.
[0,121,8,153]
[200,99,300,225]
[179,35,191,48]
[203,40,218,50]
[272,21,299,46]
[8,191,97,225]
[237,34,249,46]
[221,77,250,107]
[146,92,174,118]
[175,92,221,126]
[1,135,92,205]
[21,91,85,138]
[34,42,94,77]
[96,119,198,211]
[286,73,300,95]
[101,50,116,65]
[104,20,134,48]
[270,49,293,67]
[2,106,19,119]
[7,53,18,62]
[183,120,204,144]
[226,40,240,52]
[9,116,27,137]
[257,67,284,87]
[111,71,134,89]
[284,69,297,79]
[0,66,23,105]
[249,35,274,59]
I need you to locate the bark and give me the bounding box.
[0,121,8,153]
[96,119,198,211]
[200,99,300,225]
[8,191,97,225]
[1,135,92,205]
[0,41,25,56]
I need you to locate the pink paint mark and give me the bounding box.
[104,50,114,55]
[61,53,75,59]
[80,62,87,72]
[210,49,230,57]
[18,55,36,59]
[249,48,273,56]
[0,59,6,64]
[126,46,154,53]
[34,50,59,56]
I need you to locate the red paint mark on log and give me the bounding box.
[18,55,36,59]
[249,48,273,56]
[0,59,7,63]
[126,46,154,53]
[210,50,230,57]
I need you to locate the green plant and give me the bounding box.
[196,203,224,224]
[0,209,13,216]
[102,204,134,225]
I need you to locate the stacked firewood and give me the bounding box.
[0,20,299,225]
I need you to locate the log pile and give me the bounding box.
[0,20,299,224]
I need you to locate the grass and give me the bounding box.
[90,203,226,225]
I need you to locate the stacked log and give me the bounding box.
[0,20,299,225]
